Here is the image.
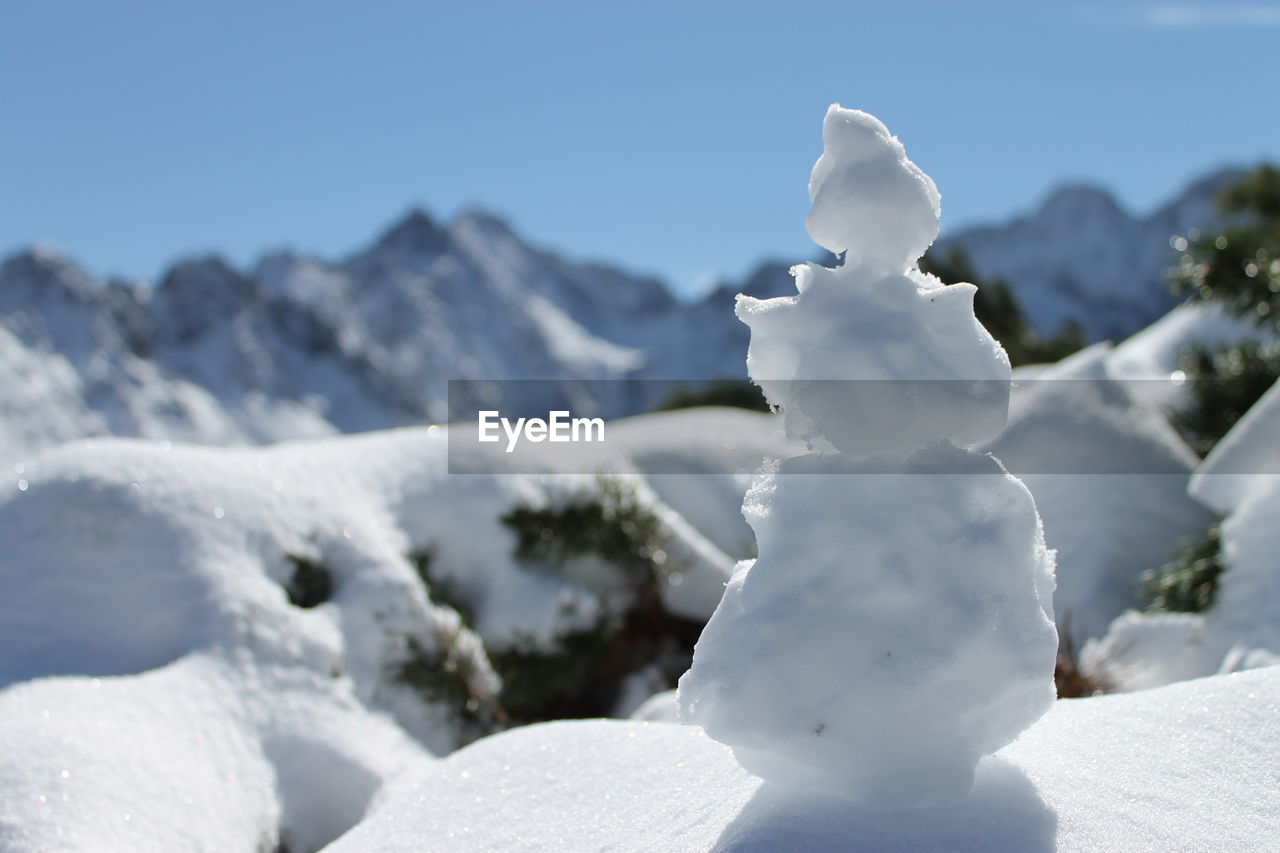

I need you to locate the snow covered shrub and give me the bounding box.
[391,633,505,741]
[1167,164,1280,457]
[1172,163,1280,324]
[1142,523,1226,613]
[1083,379,1280,691]
[494,475,703,721]
[502,475,667,591]
[486,617,617,721]
[387,547,508,737]
[393,475,709,726]
[408,545,476,627]
[1172,340,1280,455]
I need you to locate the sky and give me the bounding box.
[3,1,1279,298]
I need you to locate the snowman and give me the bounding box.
[677,105,1058,810]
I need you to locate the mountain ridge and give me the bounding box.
[0,165,1251,463]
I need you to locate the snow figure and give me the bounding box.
[677,106,1058,809]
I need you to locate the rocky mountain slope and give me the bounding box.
[0,167,1245,460]
[934,168,1244,339]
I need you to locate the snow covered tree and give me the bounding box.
[1171,164,1280,454]
[677,105,1058,809]
[1173,163,1280,324]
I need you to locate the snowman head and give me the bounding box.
[806,105,941,272]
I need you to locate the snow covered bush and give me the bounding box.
[1171,339,1280,456]
[1085,377,1280,690]
[491,475,704,720]
[677,106,1058,809]
[0,429,737,849]
[1171,163,1280,328]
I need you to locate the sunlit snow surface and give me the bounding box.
[0,427,736,850]
[1,103,1277,850]
[0,655,420,852]
[328,667,1280,853]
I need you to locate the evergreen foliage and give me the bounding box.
[391,633,503,739]
[487,620,618,722]
[1166,165,1280,456]
[284,554,332,609]
[1171,164,1280,327]
[497,476,702,722]
[502,476,667,590]
[395,477,703,728]
[655,379,771,413]
[407,546,477,628]
[1171,340,1280,456]
[1143,525,1226,614]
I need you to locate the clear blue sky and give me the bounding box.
[3,1,1279,297]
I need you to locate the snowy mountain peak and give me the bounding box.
[1038,183,1128,224]
[931,165,1246,339]
[0,244,101,303]
[369,207,453,259]
[154,256,259,340]
[450,207,517,241]
[4,241,73,271]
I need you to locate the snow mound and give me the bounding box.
[629,688,680,723]
[0,654,422,853]
[326,667,1280,853]
[988,344,1212,640]
[0,431,500,751]
[1191,381,1280,654]
[1084,379,1280,690]
[1190,377,1280,514]
[0,428,734,748]
[1105,300,1263,411]
[0,424,743,847]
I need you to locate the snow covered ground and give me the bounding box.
[6,387,1270,849]
[328,665,1280,853]
[0,427,739,851]
[3,103,1279,850]
[0,654,424,852]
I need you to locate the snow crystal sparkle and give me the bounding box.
[677,105,1058,809]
